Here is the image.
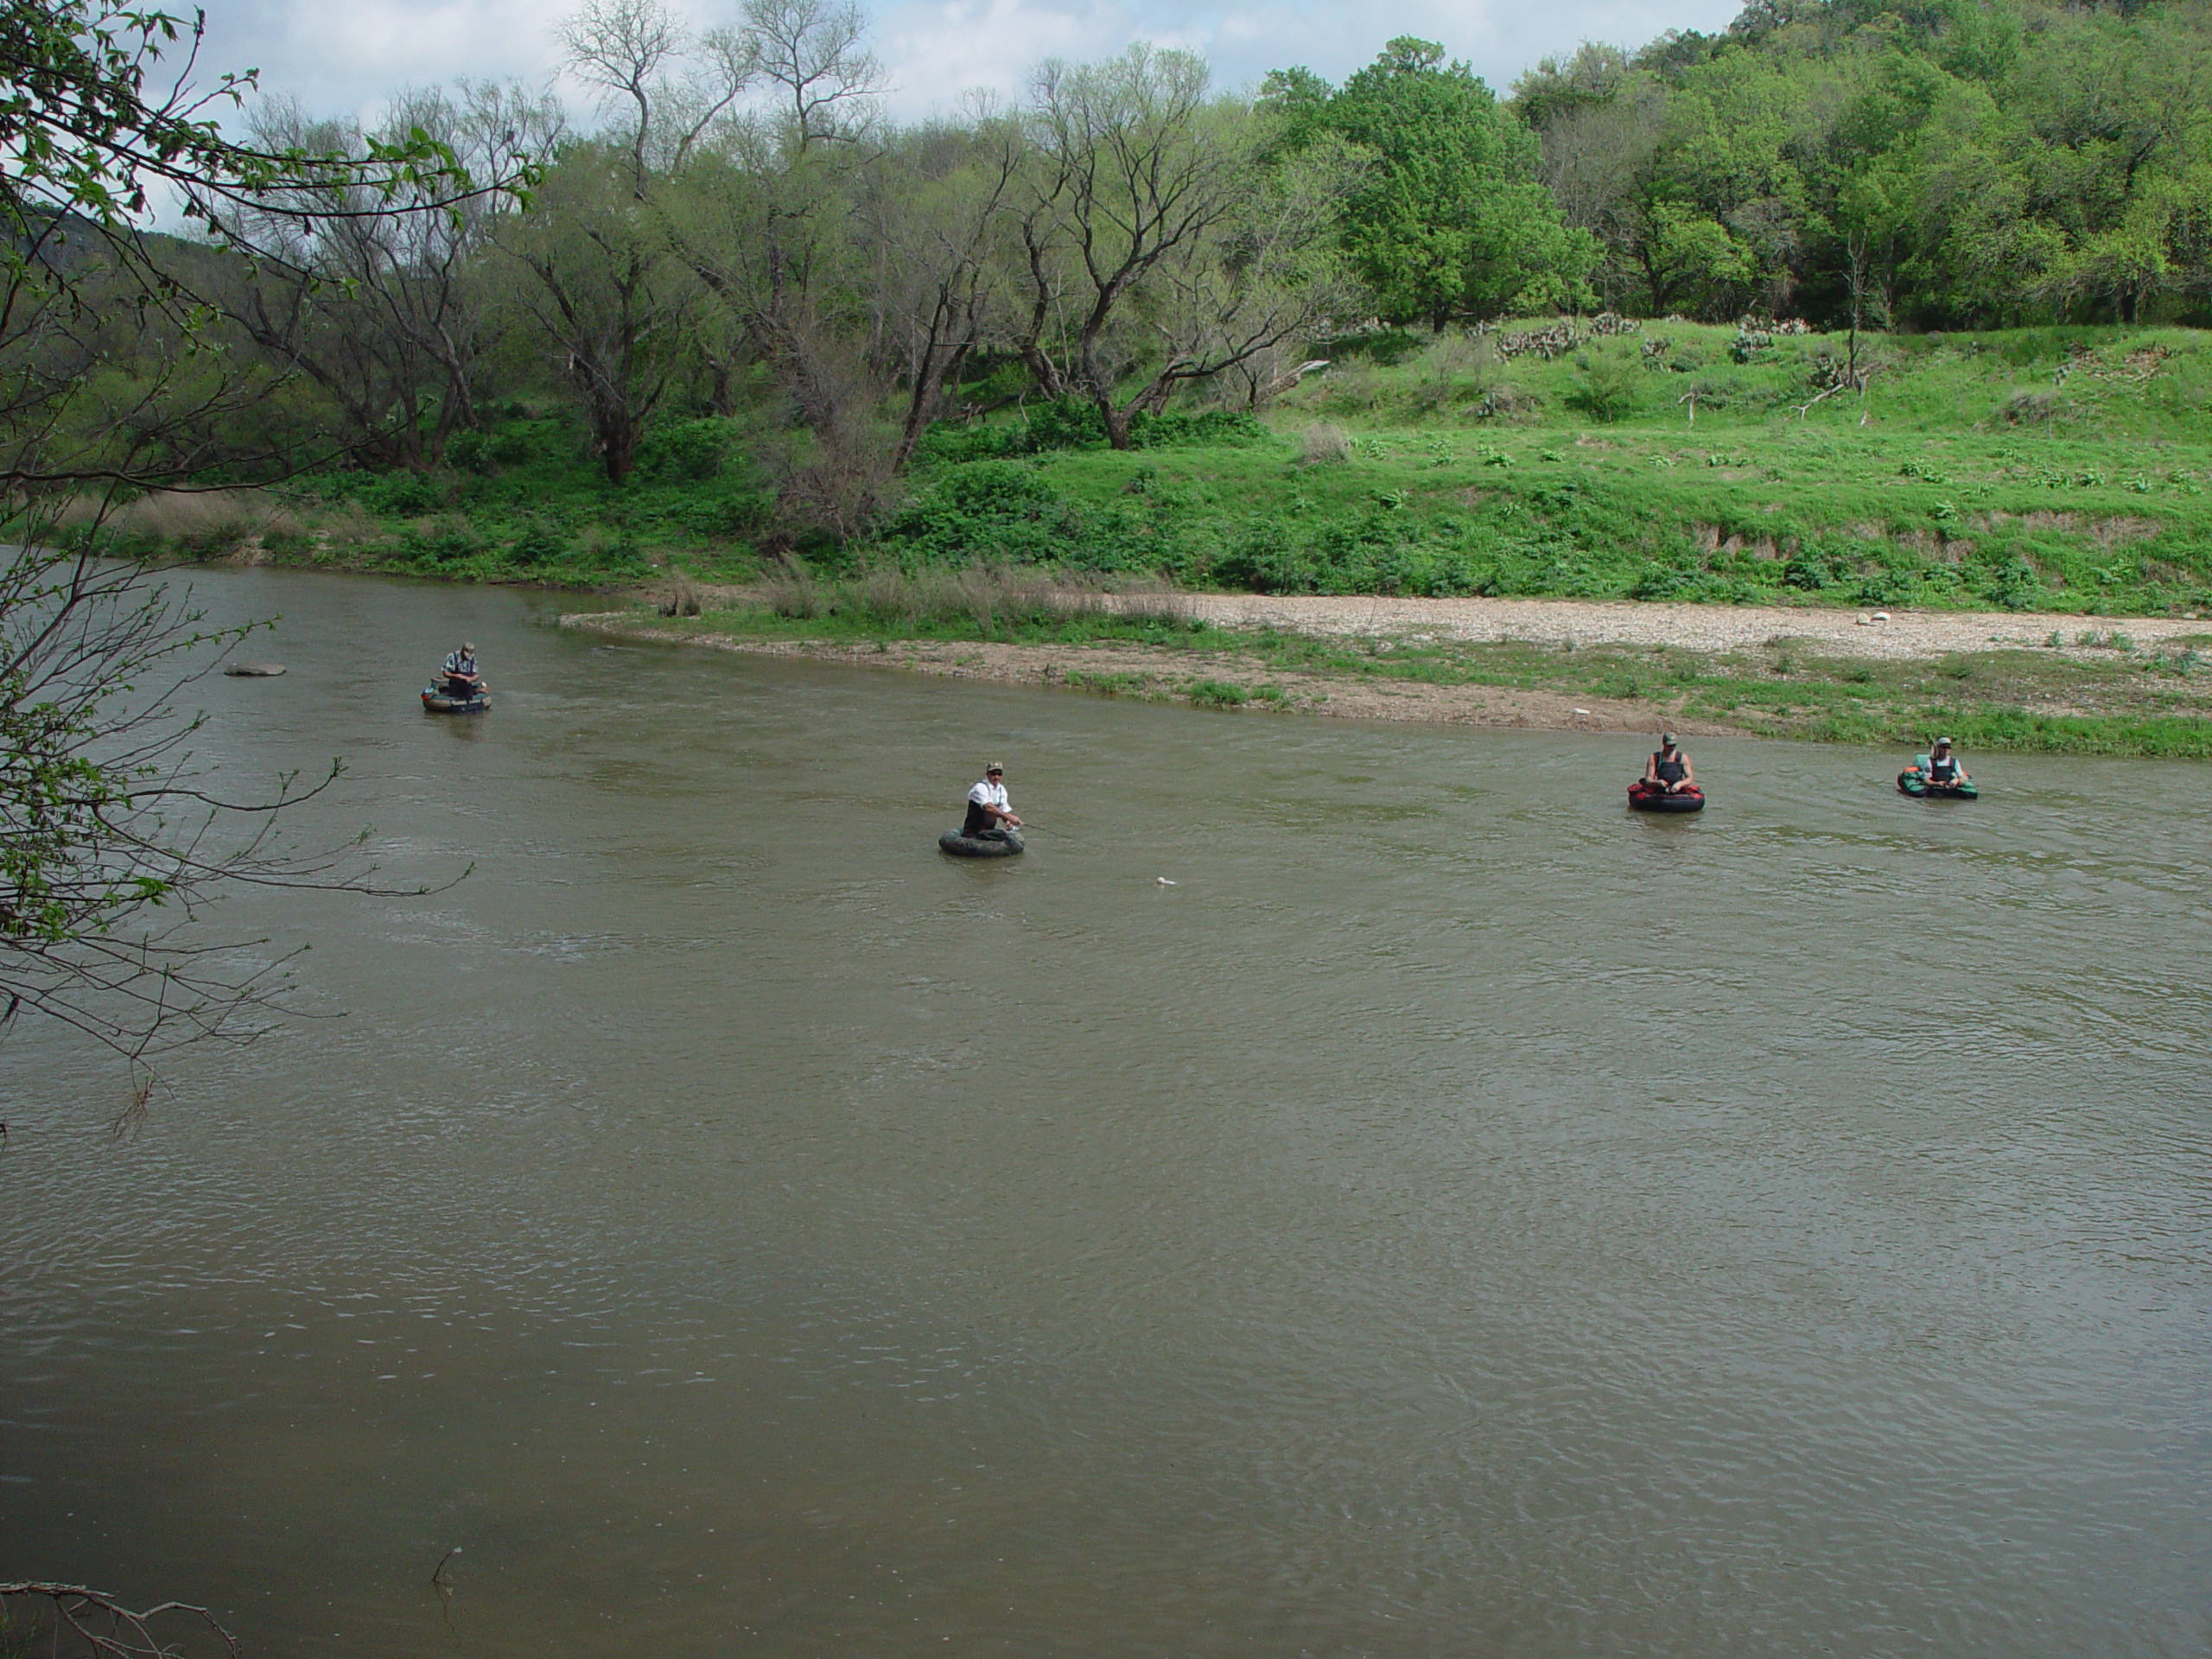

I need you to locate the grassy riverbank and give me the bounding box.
[575,574,2212,759]
[51,321,2212,622]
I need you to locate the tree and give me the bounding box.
[1014,46,1352,448]
[495,133,698,485]
[207,84,550,469]
[2,2,514,1073]
[1309,38,1594,327]
[656,0,893,527]
[0,0,505,496]
[860,111,1023,469]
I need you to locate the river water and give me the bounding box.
[3,569,2208,1657]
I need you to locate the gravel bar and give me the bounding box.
[1107,594,2211,660]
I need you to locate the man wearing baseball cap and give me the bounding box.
[1643,732,1694,794]
[1924,736,1970,791]
[961,762,1022,840]
[440,639,483,699]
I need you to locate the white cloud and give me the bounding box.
[197,0,572,124]
[193,0,1745,128]
[869,0,1745,115]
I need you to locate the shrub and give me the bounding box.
[637,417,735,482]
[917,397,1265,464]
[880,461,1082,563]
[509,524,567,568]
[444,429,490,473]
[1300,423,1351,466]
[1999,389,2066,425]
[1187,678,1248,706]
[1567,346,1643,423]
[403,514,485,567]
[360,471,449,516]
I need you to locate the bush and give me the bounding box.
[359,471,450,516]
[509,524,567,568]
[880,461,1080,564]
[671,483,773,540]
[403,515,485,567]
[1300,423,1351,465]
[1980,554,2045,608]
[915,399,1269,464]
[636,417,735,482]
[1566,346,1642,423]
[444,429,490,473]
[1999,389,2066,425]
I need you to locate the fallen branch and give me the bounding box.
[0,1582,240,1658]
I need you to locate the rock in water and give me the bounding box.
[224,662,287,677]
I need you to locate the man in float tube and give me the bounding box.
[963,762,1022,840]
[1924,736,1970,791]
[1643,733,1695,795]
[440,640,483,700]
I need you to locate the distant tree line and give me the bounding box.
[1508,0,2212,330]
[15,0,2212,532]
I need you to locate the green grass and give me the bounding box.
[979,321,2212,615]
[36,410,773,586]
[885,321,2212,615]
[59,321,2212,613]
[639,586,2212,759]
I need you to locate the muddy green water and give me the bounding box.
[3,569,2209,1657]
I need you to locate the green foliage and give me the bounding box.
[634,417,737,483]
[1277,37,1594,327]
[880,462,1086,564]
[208,318,2212,617]
[0,0,486,254]
[1567,345,1643,422]
[1503,0,2212,327]
[915,399,1269,463]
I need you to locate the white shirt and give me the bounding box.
[967,779,1008,810]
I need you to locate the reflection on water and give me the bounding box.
[3,569,2210,1658]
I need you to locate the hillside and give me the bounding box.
[102,317,2212,621]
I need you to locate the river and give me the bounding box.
[3,568,2208,1657]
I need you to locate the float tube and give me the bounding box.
[422,683,491,714]
[1628,781,1705,813]
[1897,757,1976,798]
[939,829,1024,858]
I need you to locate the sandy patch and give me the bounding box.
[560,614,1716,734]
[645,587,2208,663]
[1101,593,2209,661]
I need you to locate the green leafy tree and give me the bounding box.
[1294,38,1594,327]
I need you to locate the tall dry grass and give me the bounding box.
[56,489,295,549]
[757,560,1191,635]
[1299,422,1351,466]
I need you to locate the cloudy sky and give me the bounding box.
[188,0,1744,127]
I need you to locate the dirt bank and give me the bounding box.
[560,614,1710,732]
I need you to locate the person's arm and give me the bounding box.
[1643,753,1659,783]
[1679,757,1695,789]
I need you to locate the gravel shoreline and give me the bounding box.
[1098,593,2211,659]
[565,592,2211,738]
